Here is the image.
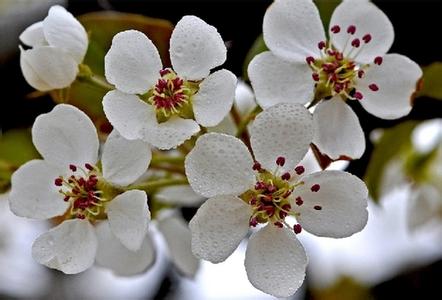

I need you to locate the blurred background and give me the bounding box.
[0,0,441,299]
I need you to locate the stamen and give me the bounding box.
[281,172,291,181]
[293,224,302,234]
[274,221,283,228]
[353,91,364,100]
[69,164,77,172]
[351,38,360,48]
[314,205,322,210]
[347,25,356,35]
[362,34,372,43]
[295,165,305,175]
[318,41,326,50]
[252,161,262,171]
[276,156,286,167]
[369,83,379,91]
[312,73,320,81]
[358,70,365,78]
[306,56,315,65]
[85,163,94,171]
[295,196,303,206]
[311,184,320,192]
[330,25,341,34]
[54,178,63,186]
[374,56,383,65]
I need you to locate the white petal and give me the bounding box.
[235,80,256,115]
[294,170,368,238]
[245,225,308,298]
[330,1,394,64]
[248,51,314,109]
[155,185,204,206]
[189,195,251,263]
[407,185,441,231]
[158,215,199,277]
[102,90,151,141]
[102,130,151,187]
[19,21,47,47]
[185,133,255,198]
[32,104,99,167]
[43,5,88,64]
[9,160,68,219]
[170,15,226,80]
[263,0,325,62]
[357,54,422,119]
[193,69,237,127]
[144,112,200,150]
[95,221,155,276]
[106,190,150,251]
[105,30,162,94]
[312,98,365,160]
[250,103,313,172]
[20,46,78,91]
[32,219,97,274]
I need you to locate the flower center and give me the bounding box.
[146,68,199,123]
[54,163,109,220]
[306,24,381,101]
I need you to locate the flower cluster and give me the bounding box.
[7,0,424,298]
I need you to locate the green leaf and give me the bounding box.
[364,121,419,202]
[50,12,174,122]
[0,129,40,193]
[417,62,442,100]
[242,35,268,80]
[314,0,341,32]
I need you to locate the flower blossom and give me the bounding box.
[103,16,237,150]
[19,5,88,91]
[248,0,422,160]
[185,103,368,297]
[8,104,154,275]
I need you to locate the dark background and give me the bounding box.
[1,1,441,298]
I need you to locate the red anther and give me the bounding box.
[334,83,344,93]
[327,49,335,56]
[64,196,70,202]
[295,196,304,206]
[85,163,94,171]
[78,177,86,187]
[306,56,315,65]
[358,70,365,78]
[314,205,322,210]
[159,69,171,76]
[318,41,326,50]
[312,73,320,81]
[250,197,257,205]
[249,217,258,227]
[255,181,267,190]
[331,25,341,34]
[252,161,262,171]
[335,52,344,61]
[354,91,364,100]
[362,34,372,43]
[263,206,275,217]
[77,214,86,219]
[69,164,77,172]
[281,172,291,181]
[54,178,63,186]
[267,185,277,193]
[283,190,292,198]
[279,210,288,219]
[347,25,356,35]
[295,165,305,175]
[276,156,286,167]
[293,224,302,234]
[369,83,379,91]
[72,187,80,195]
[311,184,321,192]
[351,38,360,48]
[374,56,383,65]
[274,221,283,228]
[282,204,292,211]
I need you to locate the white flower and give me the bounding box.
[248,0,422,160]
[19,5,88,91]
[103,16,237,150]
[185,103,368,297]
[8,104,154,274]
